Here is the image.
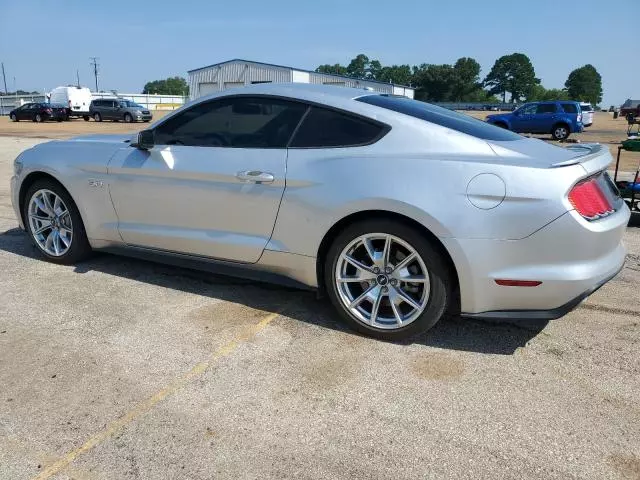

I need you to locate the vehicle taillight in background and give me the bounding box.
[45,108,52,114]
[569,175,615,220]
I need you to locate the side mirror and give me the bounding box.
[132,130,154,150]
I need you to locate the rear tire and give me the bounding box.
[94,112,102,122]
[23,179,92,265]
[324,219,451,341]
[10,113,17,122]
[552,123,570,140]
[35,114,43,123]
[83,115,90,121]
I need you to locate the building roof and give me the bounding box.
[187,58,414,90]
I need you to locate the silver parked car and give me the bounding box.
[89,99,153,123]
[10,84,630,340]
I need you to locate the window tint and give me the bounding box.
[536,103,557,114]
[561,103,578,114]
[357,95,521,141]
[580,104,593,112]
[518,104,537,115]
[154,96,307,148]
[289,107,384,148]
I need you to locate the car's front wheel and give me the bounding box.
[552,124,570,140]
[10,113,17,122]
[324,220,451,341]
[123,113,133,123]
[23,179,92,264]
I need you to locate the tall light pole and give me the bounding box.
[90,57,99,92]
[1,63,7,94]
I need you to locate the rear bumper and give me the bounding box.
[461,264,622,321]
[443,205,630,319]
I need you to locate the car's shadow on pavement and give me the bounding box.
[1,227,548,355]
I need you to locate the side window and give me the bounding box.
[536,103,557,114]
[154,97,307,148]
[518,104,537,115]
[561,103,578,114]
[289,107,384,148]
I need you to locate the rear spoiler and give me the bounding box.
[550,143,611,175]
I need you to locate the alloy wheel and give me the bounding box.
[335,233,430,329]
[27,189,73,257]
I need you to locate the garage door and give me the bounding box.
[224,82,245,90]
[198,82,219,96]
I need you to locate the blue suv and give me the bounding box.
[485,101,583,140]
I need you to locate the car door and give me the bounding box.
[510,104,537,132]
[18,104,32,120]
[530,102,558,133]
[107,95,308,263]
[101,100,114,120]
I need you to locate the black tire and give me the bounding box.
[83,115,90,121]
[551,123,570,140]
[324,219,451,341]
[57,118,63,122]
[494,122,508,129]
[35,114,43,123]
[10,113,17,122]
[123,113,133,123]
[23,179,92,265]
[94,112,102,122]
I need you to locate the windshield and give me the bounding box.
[120,100,144,108]
[357,94,522,141]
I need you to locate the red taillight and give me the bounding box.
[45,108,52,114]
[568,177,614,220]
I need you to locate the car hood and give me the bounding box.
[68,134,133,144]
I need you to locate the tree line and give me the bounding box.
[316,53,603,106]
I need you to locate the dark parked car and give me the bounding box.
[485,101,584,140]
[89,99,153,123]
[9,103,67,122]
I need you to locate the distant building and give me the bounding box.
[187,59,415,101]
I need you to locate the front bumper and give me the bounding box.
[443,205,630,319]
[135,113,153,121]
[10,174,24,230]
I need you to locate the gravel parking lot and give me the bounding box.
[1,135,639,479]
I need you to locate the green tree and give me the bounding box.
[451,57,482,101]
[528,85,570,101]
[484,53,540,103]
[377,65,413,85]
[142,76,189,95]
[345,54,381,79]
[412,64,456,101]
[564,64,603,105]
[315,64,348,75]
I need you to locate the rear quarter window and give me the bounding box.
[289,107,386,148]
[561,103,579,114]
[356,95,522,141]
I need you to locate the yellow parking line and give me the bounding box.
[33,310,281,480]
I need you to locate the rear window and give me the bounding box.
[356,95,522,141]
[536,103,557,114]
[580,104,593,112]
[561,103,579,114]
[289,107,385,148]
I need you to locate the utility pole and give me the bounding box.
[1,63,7,94]
[89,57,99,92]
[76,69,80,87]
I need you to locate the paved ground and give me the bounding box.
[0,136,639,480]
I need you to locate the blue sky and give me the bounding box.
[0,0,635,106]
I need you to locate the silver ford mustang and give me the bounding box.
[10,83,630,340]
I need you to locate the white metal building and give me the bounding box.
[187,59,415,101]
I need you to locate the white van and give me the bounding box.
[49,86,92,120]
[579,102,594,127]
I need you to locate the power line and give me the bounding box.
[89,57,99,92]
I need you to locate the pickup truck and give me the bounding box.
[485,101,584,140]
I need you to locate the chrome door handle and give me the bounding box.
[236,170,275,184]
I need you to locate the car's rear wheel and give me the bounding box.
[10,113,17,122]
[552,124,570,140]
[34,114,43,123]
[83,115,90,121]
[23,179,92,264]
[123,113,133,123]
[324,220,451,341]
[94,112,102,122]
